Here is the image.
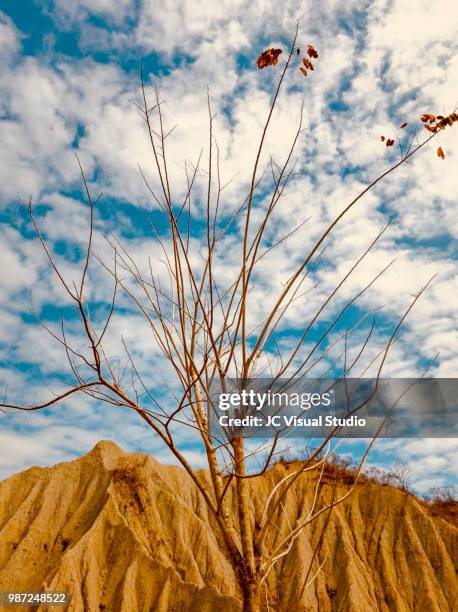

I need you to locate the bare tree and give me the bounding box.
[391,462,412,491]
[1,29,451,611]
[425,485,456,503]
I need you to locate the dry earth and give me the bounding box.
[0,441,456,611]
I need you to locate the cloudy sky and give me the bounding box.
[0,0,457,494]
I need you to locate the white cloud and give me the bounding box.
[49,0,135,26]
[0,0,457,478]
[0,12,21,63]
[372,437,458,493]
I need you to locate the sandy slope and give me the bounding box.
[0,441,456,611]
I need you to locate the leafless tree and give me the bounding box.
[425,485,456,503]
[1,28,445,611]
[391,462,412,490]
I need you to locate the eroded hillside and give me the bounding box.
[0,441,456,611]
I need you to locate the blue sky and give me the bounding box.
[0,0,457,494]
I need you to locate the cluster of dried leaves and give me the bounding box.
[421,112,457,159]
[298,44,319,77]
[380,122,408,147]
[380,135,395,147]
[256,47,282,69]
[380,110,456,159]
[421,112,458,132]
[256,43,319,77]
[256,44,452,163]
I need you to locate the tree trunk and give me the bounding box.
[242,576,262,612]
[233,437,255,571]
[232,436,262,611]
